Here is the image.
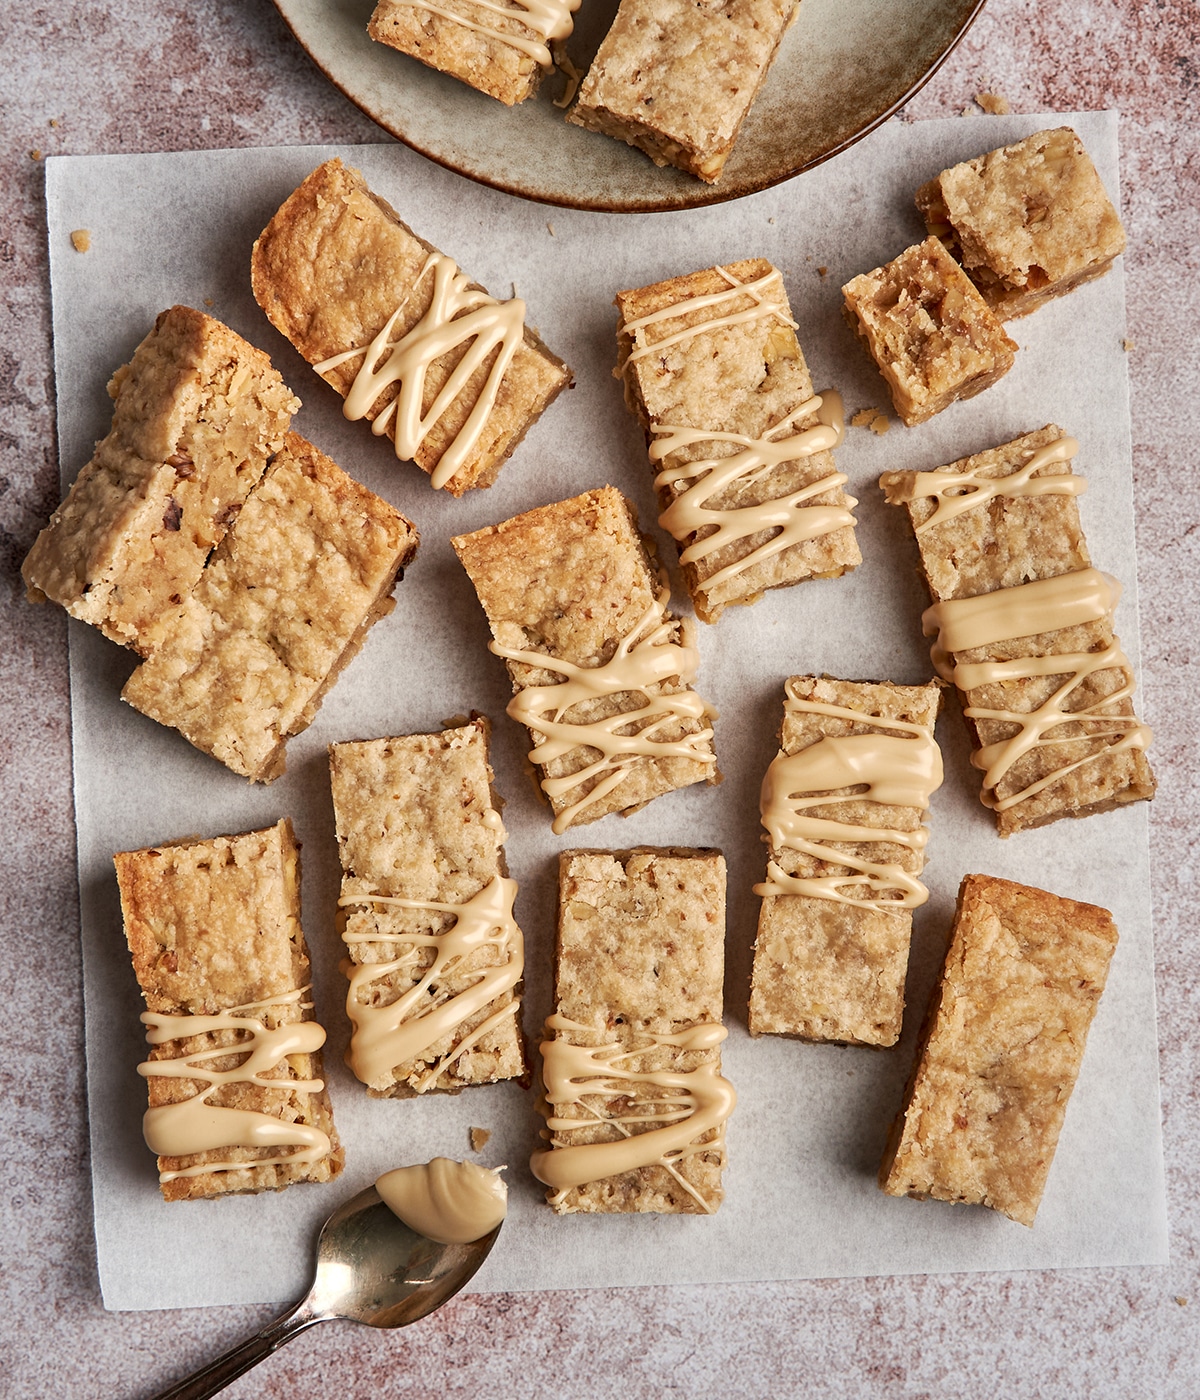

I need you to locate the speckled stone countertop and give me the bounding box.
[2,3,1198,1396]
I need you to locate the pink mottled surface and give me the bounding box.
[2,2,1198,1396]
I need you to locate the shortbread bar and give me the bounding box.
[750,675,942,1047]
[916,127,1126,320]
[568,0,799,183]
[329,719,526,1096]
[451,486,719,831]
[22,306,298,650]
[123,433,419,782]
[616,260,860,622]
[880,873,1118,1225]
[531,848,733,1213]
[842,237,1018,426]
[114,819,343,1201]
[251,159,570,495]
[881,425,1154,835]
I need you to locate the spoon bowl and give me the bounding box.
[151,1185,501,1400]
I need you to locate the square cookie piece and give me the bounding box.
[452,485,718,831]
[842,237,1018,426]
[531,848,733,1213]
[123,433,419,782]
[329,719,526,1096]
[916,127,1126,320]
[750,675,942,1047]
[616,260,860,622]
[114,819,343,1201]
[22,306,299,651]
[880,873,1118,1226]
[251,159,571,495]
[568,0,798,183]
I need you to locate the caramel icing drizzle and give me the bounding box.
[650,391,855,597]
[755,686,942,910]
[489,590,717,833]
[530,1014,736,1213]
[339,875,523,1090]
[923,568,1152,811]
[880,435,1086,532]
[387,0,580,69]
[621,265,796,368]
[138,987,331,1183]
[314,252,526,490]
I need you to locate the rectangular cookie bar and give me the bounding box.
[123,433,419,782]
[881,425,1154,835]
[451,485,719,831]
[531,848,733,1213]
[616,260,860,623]
[368,0,571,106]
[880,873,1118,1225]
[22,306,299,651]
[113,819,343,1202]
[568,0,799,183]
[251,159,571,495]
[916,127,1126,320]
[842,237,1018,426]
[329,718,526,1096]
[750,675,942,1047]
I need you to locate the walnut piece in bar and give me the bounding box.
[616,260,860,623]
[842,237,1018,426]
[916,127,1126,320]
[123,433,419,782]
[531,848,734,1214]
[881,425,1154,835]
[251,159,571,495]
[114,819,344,1202]
[750,675,942,1047]
[452,486,719,832]
[568,0,799,183]
[22,306,299,651]
[880,873,1118,1226]
[329,719,526,1097]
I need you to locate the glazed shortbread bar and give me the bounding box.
[114,819,343,1202]
[750,675,942,1047]
[123,433,419,782]
[251,159,571,495]
[616,261,860,622]
[329,719,526,1097]
[880,873,1118,1225]
[881,425,1154,835]
[452,486,719,832]
[569,0,799,182]
[531,848,734,1213]
[916,127,1127,320]
[23,306,298,650]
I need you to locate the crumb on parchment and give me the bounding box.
[470,1127,492,1151]
[851,407,890,436]
[70,229,91,253]
[975,90,1011,115]
[1123,337,1135,352]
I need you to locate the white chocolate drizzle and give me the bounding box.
[651,391,854,598]
[621,265,796,368]
[340,876,523,1090]
[880,435,1086,532]
[922,569,1153,811]
[314,253,526,490]
[385,0,580,69]
[489,591,717,833]
[754,686,942,910]
[138,987,331,1182]
[530,1014,736,1213]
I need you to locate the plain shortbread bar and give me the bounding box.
[880,873,1118,1226]
[22,306,299,650]
[114,819,343,1202]
[329,719,526,1096]
[123,433,419,782]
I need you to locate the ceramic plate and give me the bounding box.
[274,0,987,211]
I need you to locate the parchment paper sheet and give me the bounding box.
[44,112,1167,1312]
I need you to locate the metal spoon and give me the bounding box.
[151,1184,502,1400]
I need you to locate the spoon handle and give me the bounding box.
[149,1302,324,1400]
